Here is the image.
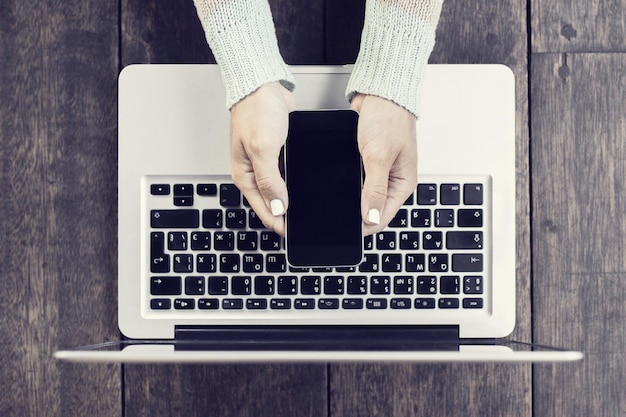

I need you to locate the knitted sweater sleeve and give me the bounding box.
[192,0,295,109]
[346,0,443,118]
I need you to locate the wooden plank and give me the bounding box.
[120,1,328,416]
[327,0,533,415]
[532,0,626,53]
[121,0,325,66]
[124,364,327,417]
[531,53,626,417]
[0,1,121,416]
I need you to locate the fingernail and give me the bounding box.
[270,199,285,216]
[366,208,380,225]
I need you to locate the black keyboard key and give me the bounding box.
[301,276,321,295]
[414,298,436,309]
[261,231,282,250]
[214,231,234,251]
[439,298,460,309]
[342,298,364,309]
[403,193,414,205]
[324,276,344,295]
[417,184,437,205]
[411,209,432,227]
[313,267,333,273]
[151,184,170,195]
[347,276,367,294]
[440,275,460,294]
[370,276,390,294]
[440,184,460,205]
[231,276,251,295]
[376,232,396,250]
[336,266,356,273]
[249,210,265,229]
[191,232,211,250]
[174,184,194,207]
[382,254,402,272]
[406,254,426,273]
[173,254,193,273]
[423,231,443,250]
[294,299,315,309]
[150,232,170,273]
[254,276,274,295]
[198,298,219,309]
[243,254,263,273]
[366,298,387,309]
[237,232,258,251]
[391,298,411,309]
[270,299,292,310]
[463,298,484,309]
[150,276,181,295]
[196,254,217,273]
[151,209,199,229]
[458,209,483,227]
[202,209,223,228]
[185,276,205,295]
[266,254,286,273]
[435,209,454,227]
[150,299,171,310]
[247,299,268,310]
[447,231,483,249]
[464,184,483,205]
[223,299,244,309]
[364,235,374,250]
[197,183,217,196]
[393,276,413,294]
[207,276,228,295]
[400,232,420,250]
[226,209,246,228]
[318,298,340,309]
[417,276,437,294]
[220,254,240,273]
[174,298,195,310]
[168,232,188,250]
[277,276,298,295]
[174,196,194,206]
[463,276,483,294]
[428,254,449,272]
[452,254,483,272]
[388,209,408,227]
[220,184,241,207]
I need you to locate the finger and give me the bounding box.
[360,155,392,228]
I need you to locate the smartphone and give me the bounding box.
[285,110,363,267]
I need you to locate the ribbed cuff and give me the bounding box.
[195,0,295,109]
[346,0,442,118]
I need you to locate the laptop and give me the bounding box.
[55,64,582,363]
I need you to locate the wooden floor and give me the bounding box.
[1,0,624,415]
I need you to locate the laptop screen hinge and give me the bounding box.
[174,325,460,351]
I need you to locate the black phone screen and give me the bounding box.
[285,110,363,267]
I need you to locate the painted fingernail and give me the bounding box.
[270,199,285,216]
[366,208,380,225]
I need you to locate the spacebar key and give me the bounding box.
[151,210,199,228]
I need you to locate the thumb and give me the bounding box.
[361,158,390,227]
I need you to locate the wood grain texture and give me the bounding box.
[531,53,626,417]
[120,0,325,66]
[328,1,533,416]
[0,1,120,416]
[120,2,328,416]
[124,364,327,417]
[531,0,626,53]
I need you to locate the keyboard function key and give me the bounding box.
[458,209,483,227]
[366,298,388,309]
[463,298,484,309]
[294,299,315,309]
[417,184,437,205]
[464,183,484,205]
[197,183,217,196]
[150,299,171,310]
[150,276,181,295]
[270,299,292,310]
[391,298,411,309]
[342,298,364,309]
[440,184,460,205]
[414,298,436,309]
[223,299,244,309]
[151,209,199,229]
[174,298,195,310]
[318,298,340,309]
[220,184,241,207]
[150,184,170,196]
[198,299,219,309]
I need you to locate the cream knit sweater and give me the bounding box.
[193,0,443,118]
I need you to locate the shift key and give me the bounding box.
[151,209,199,228]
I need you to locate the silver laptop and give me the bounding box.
[55,64,582,363]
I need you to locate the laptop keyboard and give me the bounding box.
[144,175,490,319]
